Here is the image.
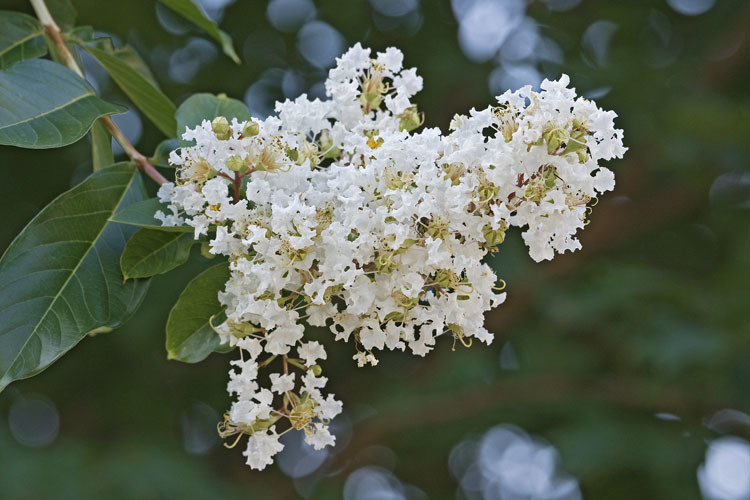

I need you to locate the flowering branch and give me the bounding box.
[153,43,626,469]
[29,0,169,185]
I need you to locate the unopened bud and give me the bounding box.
[200,241,215,259]
[542,126,566,155]
[226,155,246,172]
[398,106,424,132]
[242,121,259,137]
[212,116,230,140]
[483,224,506,246]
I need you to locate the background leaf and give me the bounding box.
[0,11,47,69]
[110,198,192,232]
[110,46,160,88]
[175,93,250,143]
[150,138,180,167]
[157,0,240,63]
[165,262,229,363]
[0,163,149,391]
[120,229,195,280]
[71,29,160,87]
[90,120,113,171]
[0,58,125,149]
[77,42,177,137]
[45,0,77,32]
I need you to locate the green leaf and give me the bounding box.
[0,11,47,69]
[110,198,192,232]
[46,0,77,32]
[121,229,196,280]
[77,41,177,137]
[157,0,240,64]
[111,45,160,88]
[166,263,229,363]
[0,163,150,391]
[90,120,113,171]
[175,93,250,144]
[0,58,125,149]
[151,138,180,167]
[71,29,161,89]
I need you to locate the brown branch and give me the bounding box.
[29,0,168,185]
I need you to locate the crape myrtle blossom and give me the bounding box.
[155,43,626,469]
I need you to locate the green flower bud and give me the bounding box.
[226,155,246,172]
[242,121,259,137]
[200,241,215,259]
[211,116,231,140]
[398,106,424,132]
[310,365,323,376]
[483,224,506,246]
[286,148,299,163]
[542,126,567,155]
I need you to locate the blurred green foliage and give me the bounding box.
[1,0,749,499]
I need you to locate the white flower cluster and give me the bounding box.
[155,44,626,469]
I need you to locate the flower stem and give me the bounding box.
[29,0,169,186]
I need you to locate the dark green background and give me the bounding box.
[1,0,749,498]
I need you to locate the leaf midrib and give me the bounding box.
[0,29,43,58]
[0,93,94,129]
[1,168,137,380]
[126,232,184,273]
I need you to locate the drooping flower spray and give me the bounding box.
[156,44,626,469]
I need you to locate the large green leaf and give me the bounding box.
[121,229,196,280]
[166,263,229,362]
[0,11,47,69]
[110,198,192,232]
[0,163,150,391]
[0,58,125,149]
[77,42,177,137]
[175,93,250,143]
[157,0,240,64]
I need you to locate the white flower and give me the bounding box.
[243,427,284,470]
[269,372,295,394]
[298,341,327,366]
[305,422,336,450]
